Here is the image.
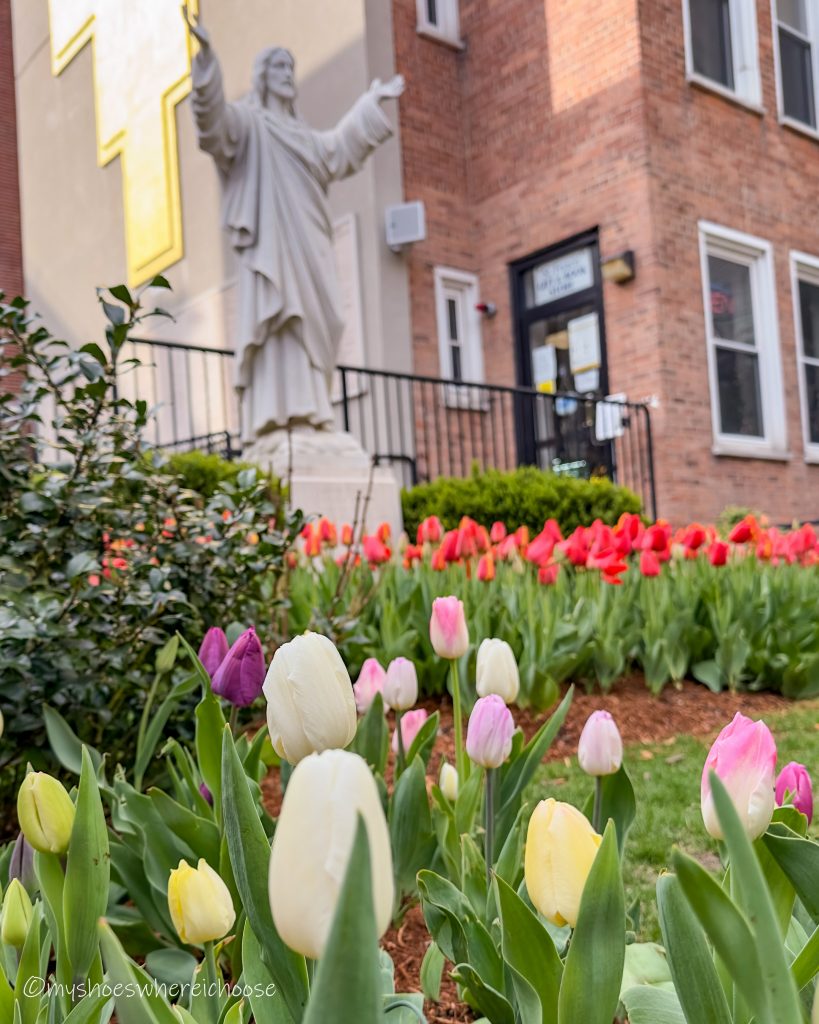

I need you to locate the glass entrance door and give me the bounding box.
[510,232,611,476]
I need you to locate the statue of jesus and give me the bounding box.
[183,6,404,445]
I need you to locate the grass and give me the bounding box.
[532,702,819,941]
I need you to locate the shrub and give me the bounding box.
[401,465,642,536]
[166,449,277,498]
[0,284,301,796]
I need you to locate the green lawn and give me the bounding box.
[532,703,819,941]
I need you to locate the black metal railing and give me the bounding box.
[118,340,657,518]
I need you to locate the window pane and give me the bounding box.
[780,30,816,126]
[716,347,764,436]
[451,344,462,381]
[799,279,819,359]
[804,363,819,443]
[778,0,808,34]
[708,256,756,346]
[447,297,459,341]
[427,0,438,25]
[690,0,734,89]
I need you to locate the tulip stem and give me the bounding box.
[203,941,221,1024]
[396,709,406,775]
[450,658,467,781]
[592,778,602,834]
[485,768,495,887]
[229,705,239,735]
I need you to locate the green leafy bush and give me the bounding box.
[0,284,301,798]
[401,465,642,536]
[166,449,277,498]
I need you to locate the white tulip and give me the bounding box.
[439,761,458,801]
[383,657,418,712]
[268,749,394,959]
[263,632,357,764]
[475,638,520,704]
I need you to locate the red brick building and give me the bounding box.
[395,0,819,523]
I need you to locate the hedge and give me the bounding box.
[401,466,642,536]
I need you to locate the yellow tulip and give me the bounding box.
[1,879,33,948]
[17,772,76,854]
[167,859,235,945]
[524,799,602,928]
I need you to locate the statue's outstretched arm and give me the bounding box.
[318,76,403,183]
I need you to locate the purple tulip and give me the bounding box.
[775,761,813,823]
[8,833,35,893]
[211,626,266,707]
[466,695,515,769]
[199,782,214,806]
[199,627,229,679]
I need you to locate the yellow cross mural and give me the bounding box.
[49,0,198,286]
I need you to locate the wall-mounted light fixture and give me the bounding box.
[475,302,497,318]
[601,250,636,284]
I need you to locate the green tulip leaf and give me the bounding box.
[146,789,221,870]
[143,948,197,990]
[64,747,111,982]
[496,874,562,1020]
[621,986,686,1024]
[708,772,804,1023]
[419,941,445,1002]
[405,711,440,770]
[97,919,175,1024]
[454,766,483,837]
[14,902,43,1024]
[178,632,216,698]
[450,963,515,1024]
[656,873,731,1024]
[390,756,436,903]
[134,675,199,790]
[221,728,307,1021]
[558,820,625,1024]
[762,824,819,921]
[349,693,389,775]
[581,765,636,855]
[196,691,227,820]
[791,923,819,992]
[43,706,103,778]
[62,994,114,1024]
[302,817,384,1024]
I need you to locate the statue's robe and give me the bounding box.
[191,50,392,440]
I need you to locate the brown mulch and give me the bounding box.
[260,676,792,1021]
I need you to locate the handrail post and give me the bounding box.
[340,367,350,433]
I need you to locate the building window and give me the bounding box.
[416,0,461,46]
[683,0,761,105]
[434,268,484,401]
[698,223,787,458]
[774,0,818,131]
[790,253,819,459]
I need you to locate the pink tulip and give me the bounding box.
[429,596,469,659]
[466,695,515,769]
[198,627,229,679]
[383,657,418,712]
[577,710,623,777]
[392,709,428,753]
[353,658,386,714]
[701,713,777,840]
[775,762,813,823]
[211,627,266,707]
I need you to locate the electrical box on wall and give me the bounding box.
[385,201,426,252]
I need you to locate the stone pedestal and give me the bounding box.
[244,428,403,537]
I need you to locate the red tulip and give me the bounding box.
[639,549,661,577]
[708,540,729,567]
[477,552,495,582]
[490,521,507,544]
[362,534,391,565]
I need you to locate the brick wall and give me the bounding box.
[0,0,22,299]
[394,0,819,523]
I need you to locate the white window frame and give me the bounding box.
[416,0,463,48]
[682,0,762,109]
[433,267,485,408]
[698,221,788,459]
[771,0,819,141]
[789,251,819,462]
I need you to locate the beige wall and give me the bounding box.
[12,0,412,379]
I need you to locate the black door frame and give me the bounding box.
[508,228,610,465]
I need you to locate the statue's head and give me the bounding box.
[252,47,297,110]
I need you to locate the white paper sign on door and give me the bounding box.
[568,313,601,373]
[532,345,556,393]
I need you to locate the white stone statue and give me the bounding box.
[183,6,404,446]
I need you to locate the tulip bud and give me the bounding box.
[466,695,515,769]
[475,638,520,704]
[429,596,469,660]
[1,879,33,948]
[168,859,236,945]
[439,762,458,801]
[17,772,75,855]
[383,657,418,712]
[211,626,266,707]
[577,711,623,777]
[525,799,602,927]
[269,749,393,959]
[199,783,214,807]
[198,627,229,679]
[392,708,428,753]
[352,658,386,714]
[263,631,357,764]
[775,761,813,823]
[8,833,35,893]
[701,713,776,841]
